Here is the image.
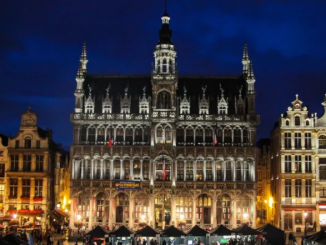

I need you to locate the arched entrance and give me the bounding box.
[154,193,171,229]
[196,194,211,224]
[216,194,231,226]
[115,193,129,224]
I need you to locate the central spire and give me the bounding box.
[159,7,172,44]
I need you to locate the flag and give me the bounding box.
[162,159,167,180]
[214,123,218,146]
[108,136,113,147]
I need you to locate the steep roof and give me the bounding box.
[0,134,8,146]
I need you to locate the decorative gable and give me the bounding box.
[102,85,112,114]
[180,86,190,114]
[218,84,228,114]
[84,85,95,114]
[139,86,149,114]
[121,86,131,114]
[199,85,209,115]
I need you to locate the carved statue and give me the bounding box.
[239,85,242,97]
[220,83,224,95]
[88,84,92,93]
[143,86,146,94]
[106,84,110,94]
[202,85,207,94]
[125,86,128,94]
[183,86,187,95]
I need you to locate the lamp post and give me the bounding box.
[304,212,308,236]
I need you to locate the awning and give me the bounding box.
[186,225,209,236]
[110,225,133,237]
[256,223,285,245]
[232,224,261,235]
[86,226,109,238]
[210,225,232,236]
[304,230,326,244]
[161,225,186,237]
[135,226,159,237]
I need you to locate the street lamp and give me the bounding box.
[13,214,17,219]
[304,212,308,235]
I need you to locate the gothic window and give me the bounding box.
[294,132,301,149]
[95,160,101,179]
[186,127,194,144]
[284,132,291,149]
[114,159,120,179]
[165,126,171,144]
[96,193,105,222]
[125,127,133,145]
[224,128,231,145]
[234,128,241,145]
[305,156,312,173]
[177,160,184,181]
[155,159,171,181]
[97,127,105,144]
[225,161,232,181]
[243,128,249,145]
[244,162,250,181]
[206,160,213,181]
[216,161,222,181]
[157,59,160,73]
[285,155,291,173]
[88,126,96,144]
[196,194,212,224]
[134,127,142,143]
[115,193,129,223]
[195,127,204,145]
[285,179,291,197]
[284,213,293,230]
[78,195,89,219]
[236,161,242,181]
[116,127,124,143]
[319,135,326,149]
[196,160,204,181]
[133,159,141,180]
[156,126,163,143]
[295,116,301,126]
[106,127,114,142]
[23,155,31,171]
[80,125,87,143]
[186,160,194,181]
[105,160,110,179]
[143,126,150,144]
[135,196,149,220]
[162,59,167,72]
[295,155,302,173]
[142,159,150,180]
[216,194,231,225]
[168,59,172,73]
[295,179,302,197]
[157,91,171,109]
[177,127,184,144]
[205,128,213,144]
[216,128,222,145]
[176,196,192,220]
[124,160,130,179]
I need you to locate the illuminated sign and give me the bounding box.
[114,180,141,190]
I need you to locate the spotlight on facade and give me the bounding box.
[180,214,185,220]
[13,214,17,219]
[77,215,81,221]
[304,212,308,218]
[243,213,249,220]
[65,209,68,213]
[57,203,61,209]
[269,197,274,208]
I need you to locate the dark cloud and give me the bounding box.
[0,0,326,147]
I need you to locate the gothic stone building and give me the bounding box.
[70,11,260,230]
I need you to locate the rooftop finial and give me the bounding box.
[143,86,146,94]
[220,83,224,96]
[106,84,110,94]
[296,94,298,100]
[88,84,92,93]
[202,85,207,95]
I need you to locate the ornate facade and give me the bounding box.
[70,10,260,230]
[4,108,68,228]
[271,95,326,233]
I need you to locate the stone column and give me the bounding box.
[212,196,217,227]
[291,155,295,174]
[71,159,75,180]
[252,198,257,228]
[129,197,134,228]
[91,159,94,180]
[291,132,295,150]
[89,198,94,229]
[281,155,285,173]
[302,155,306,173]
[18,177,22,199]
[81,159,84,179]
[44,152,49,172]
[171,196,176,226]
[31,154,36,172]
[110,160,114,180]
[301,132,305,149]
[130,160,134,180]
[233,200,237,229]
[120,160,123,180]
[149,195,155,227]
[281,132,285,150]
[302,179,306,200]
[140,160,143,180]
[109,197,115,228]
[192,197,196,226]
[100,159,104,180]
[19,153,23,171]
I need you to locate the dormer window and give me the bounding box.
[24,138,31,148]
[295,116,300,126]
[319,135,326,149]
[285,120,290,126]
[306,120,310,126]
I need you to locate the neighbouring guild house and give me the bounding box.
[271,95,326,233]
[0,134,8,215]
[3,108,68,228]
[70,10,260,230]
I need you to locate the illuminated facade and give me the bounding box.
[0,135,8,213]
[256,139,273,227]
[271,95,326,233]
[4,108,67,227]
[70,10,260,230]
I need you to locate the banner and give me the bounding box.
[114,180,141,190]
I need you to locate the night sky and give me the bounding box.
[1,0,326,149]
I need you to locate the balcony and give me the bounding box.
[71,113,150,122]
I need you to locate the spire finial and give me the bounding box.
[165,0,167,13]
[220,83,224,96]
[296,94,298,100]
[106,84,110,94]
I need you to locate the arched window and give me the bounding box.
[226,161,232,181]
[86,159,91,179]
[134,127,143,143]
[125,127,133,145]
[186,159,194,181]
[95,159,101,179]
[77,194,89,220]
[243,128,249,145]
[285,120,290,126]
[205,128,213,144]
[177,127,184,145]
[162,59,167,72]
[80,125,87,143]
[244,162,250,181]
[106,127,114,142]
[88,126,96,144]
[217,194,231,225]
[156,126,163,143]
[97,127,105,144]
[105,159,110,179]
[115,193,129,223]
[206,160,213,181]
[306,120,310,126]
[195,127,204,145]
[224,128,231,145]
[216,128,222,145]
[142,159,150,180]
[196,194,212,224]
[319,135,326,149]
[234,128,241,145]
[284,213,293,230]
[155,158,171,181]
[236,161,242,181]
[135,196,149,222]
[157,91,171,109]
[115,126,124,143]
[168,59,172,73]
[157,59,161,73]
[216,161,222,181]
[96,193,106,223]
[177,160,184,181]
[133,159,141,180]
[186,127,194,145]
[236,196,250,225]
[196,160,204,181]
[295,116,301,126]
[165,126,171,144]
[143,126,150,144]
[123,159,130,179]
[176,196,192,221]
[114,159,120,179]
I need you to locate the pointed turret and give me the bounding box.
[317,94,326,126]
[246,59,255,93]
[80,42,88,72]
[102,85,112,113]
[199,85,209,114]
[180,86,190,114]
[74,62,85,113]
[139,86,150,114]
[242,42,250,74]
